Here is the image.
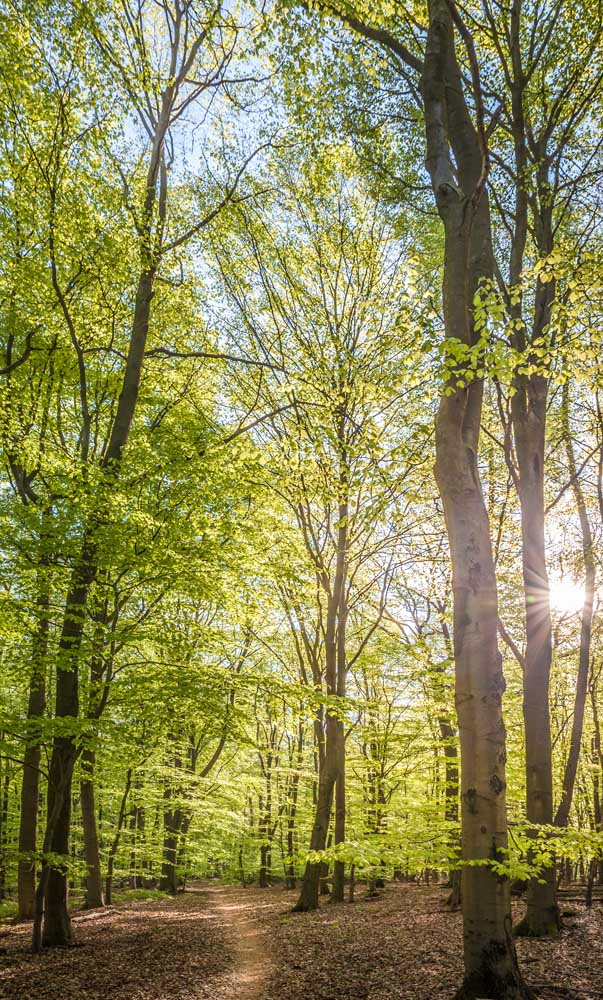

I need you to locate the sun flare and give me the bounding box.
[548,576,584,615]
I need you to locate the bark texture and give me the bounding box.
[424,2,528,994]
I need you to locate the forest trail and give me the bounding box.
[203,883,270,1000]
[3,883,603,999]
[0,883,272,1000]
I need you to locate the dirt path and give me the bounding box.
[203,884,270,1000]
[0,884,270,1000]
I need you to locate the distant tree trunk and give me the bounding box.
[331,563,347,904]
[363,720,387,894]
[80,747,104,908]
[320,832,332,895]
[502,40,559,935]
[129,780,145,888]
[511,372,559,938]
[0,763,11,900]
[433,612,461,909]
[295,485,347,912]
[259,842,271,887]
[160,808,182,894]
[160,749,183,895]
[17,571,49,921]
[554,382,596,829]
[284,730,302,889]
[238,842,246,886]
[79,599,114,910]
[586,858,597,908]
[590,663,603,892]
[258,738,275,889]
[105,769,132,904]
[285,824,296,888]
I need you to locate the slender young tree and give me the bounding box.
[6,0,266,950]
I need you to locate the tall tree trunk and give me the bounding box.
[259,843,271,888]
[33,542,96,950]
[34,63,167,946]
[293,735,336,911]
[160,738,186,895]
[35,542,95,951]
[17,569,49,921]
[436,397,522,994]
[425,2,528,992]
[35,258,158,949]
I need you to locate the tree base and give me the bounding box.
[291,899,318,913]
[446,870,462,911]
[513,903,561,939]
[513,915,560,939]
[41,923,74,949]
[453,984,534,1000]
[453,969,535,1000]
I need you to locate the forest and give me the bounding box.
[0,1,603,999]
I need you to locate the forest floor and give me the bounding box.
[1,881,603,1000]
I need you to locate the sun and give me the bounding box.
[548,576,584,615]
